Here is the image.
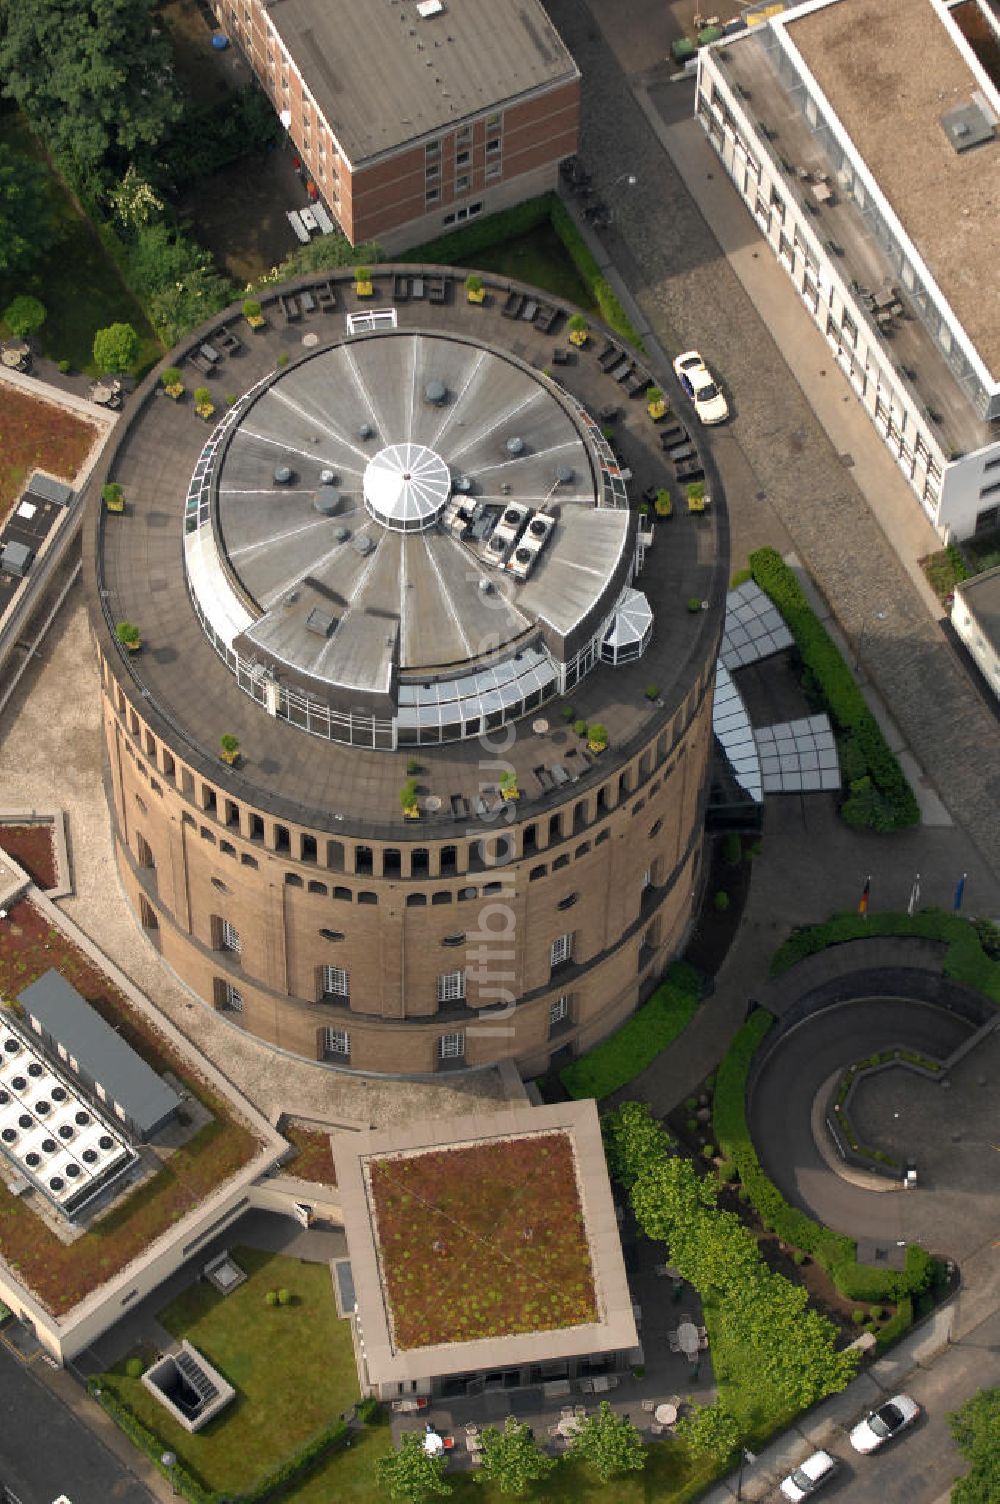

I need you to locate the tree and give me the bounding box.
[3,294,46,339]
[375,1432,452,1504]
[675,1402,741,1461]
[476,1417,554,1495]
[93,322,138,374]
[568,1401,645,1483]
[0,0,181,186]
[0,143,56,274]
[949,1387,1000,1504]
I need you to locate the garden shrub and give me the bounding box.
[561,962,703,1099]
[549,195,643,348]
[721,832,742,868]
[356,1395,381,1424]
[404,194,552,267]
[265,1290,278,1306]
[714,890,730,912]
[121,221,234,345]
[157,86,281,190]
[277,1287,292,1306]
[124,1356,144,1379]
[749,548,918,830]
[875,1296,913,1353]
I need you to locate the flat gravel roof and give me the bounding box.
[789,0,1000,379]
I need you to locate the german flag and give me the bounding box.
[858,875,871,917]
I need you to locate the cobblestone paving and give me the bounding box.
[546,0,1000,880]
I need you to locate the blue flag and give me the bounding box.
[953,873,967,912]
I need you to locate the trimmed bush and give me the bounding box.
[875,1296,913,1353]
[549,195,643,348]
[356,1395,381,1424]
[277,1287,292,1306]
[750,548,918,830]
[574,718,588,736]
[265,1289,279,1306]
[713,890,730,912]
[561,962,702,1099]
[125,1356,145,1379]
[721,832,742,868]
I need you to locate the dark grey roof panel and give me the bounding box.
[18,970,180,1135]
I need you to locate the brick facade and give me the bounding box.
[101,651,712,1077]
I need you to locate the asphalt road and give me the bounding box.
[0,1342,153,1504]
[749,998,971,1242]
[801,1308,1000,1504]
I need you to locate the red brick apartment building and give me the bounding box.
[211,0,581,250]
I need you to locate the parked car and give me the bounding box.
[849,1394,920,1453]
[672,350,729,424]
[780,1450,839,1501]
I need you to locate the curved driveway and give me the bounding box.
[749,998,970,1246]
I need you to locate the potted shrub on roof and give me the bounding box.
[242,297,265,330]
[160,367,184,400]
[354,266,374,298]
[193,386,215,421]
[400,778,420,818]
[220,734,241,767]
[568,313,589,348]
[687,480,707,513]
[102,482,125,514]
[587,722,608,754]
[464,274,485,305]
[499,769,520,801]
[115,621,141,652]
[646,386,668,421]
[654,487,673,518]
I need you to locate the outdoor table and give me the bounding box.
[654,1403,678,1426]
[677,1321,699,1356]
[423,1432,444,1457]
[200,344,221,364]
[300,207,318,233]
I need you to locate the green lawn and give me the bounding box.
[0,113,162,377]
[285,1415,718,1504]
[100,1247,360,1495]
[439,223,599,318]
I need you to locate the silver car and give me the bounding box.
[780,1449,839,1501]
[849,1393,920,1453]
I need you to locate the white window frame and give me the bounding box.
[323,1026,350,1057]
[437,969,466,1003]
[438,1031,465,1059]
[224,982,244,1012]
[221,919,241,954]
[550,933,573,968]
[322,965,349,999]
[549,995,569,1026]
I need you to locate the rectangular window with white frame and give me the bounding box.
[438,1031,465,1060]
[437,969,466,1003]
[223,982,244,1012]
[322,965,349,999]
[323,1027,350,1057]
[550,933,573,969]
[549,995,569,1028]
[220,919,241,954]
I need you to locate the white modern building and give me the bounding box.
[951,564,1000,700]
[696,0,1000,540]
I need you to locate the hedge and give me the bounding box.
[90,1381,349,1504]
[749,548,918,831]
[875,1295,913,1353]
[713,1013,934,1302]
[402,194,553,266]
[548,196,644,348]
[770,910,1000,1005]
[560,962,703,1099]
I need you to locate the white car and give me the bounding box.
[849,1393,920,1453]
[672,350,729,424]
[780,1450,839,1501]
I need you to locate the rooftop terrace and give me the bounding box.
[92,266,726,840]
